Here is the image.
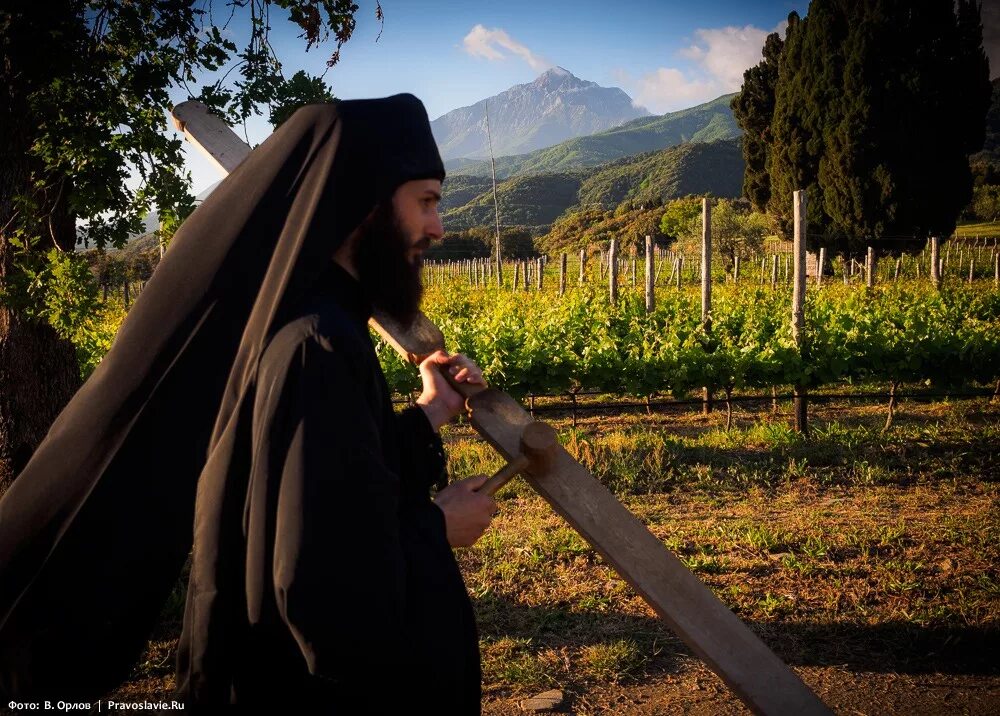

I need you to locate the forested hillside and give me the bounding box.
[445,94,740,179]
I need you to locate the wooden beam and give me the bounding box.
[171,101,253,175]
[171,101,831,716]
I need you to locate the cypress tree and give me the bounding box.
[731,25,788,213]
[765,0,992,253]
[820,0,991,251]
[954,1,993,156]
[767,4,845,241]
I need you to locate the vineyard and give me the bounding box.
[378,274,1000,405]
[85,251,1000,412]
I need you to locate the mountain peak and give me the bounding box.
[533,66,582,88]
[431,69,650,162]
[543,66,573,78]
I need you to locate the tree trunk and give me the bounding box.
[0,310,81,490]
[0,11,82,489]
[0,176,81,489]
[883,381,899,432]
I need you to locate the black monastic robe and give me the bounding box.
[175,262,481,711]
[0,96,479,711]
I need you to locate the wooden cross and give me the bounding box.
[171,101,831,716]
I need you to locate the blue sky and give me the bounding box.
[165,0,1000,195]
[285,0,805,119]
[168,0,809,194]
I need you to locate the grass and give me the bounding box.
[106,397,999,709]
[440,399,1000,698]
[954,220,1000,238]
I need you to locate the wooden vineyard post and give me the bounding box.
[817,247,826,287]
[579,248,586,285]
[866,246,875,288]
[771,254,779,289]
[931,236,941,288]
[158,220,167,259]
[792,190,809,437]
[173,100,832,716]
[894,256,902,282]
[512,261,520,291]
[995,252,999,286]
[677,255,684,288]
[645,235,655,314]
[701,198,713,415]
[536,257,544,291]
[733,255,740,283]
[559,253,567,296]
[609,238,619,304]
[631,256,637,288]
[969,258,974,284]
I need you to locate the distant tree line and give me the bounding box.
[426,226,542,260]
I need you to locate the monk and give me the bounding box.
[0,95,493,714]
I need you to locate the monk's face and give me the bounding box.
[352,178,442,328]
[390,178,443,267]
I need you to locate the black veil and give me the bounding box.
[0,94,445,700]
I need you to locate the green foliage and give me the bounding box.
[269,70,336,128]
[731,27,786,212]
[441,173,583,230]
[368,282,1000,400]
[427,227,492,260]
[67,269,1000,399]
[1,0,372,331]
[535,208,610,254]
[0,241,119,378]
[971,185,1000,222]
[500,226,542,259]
[536,205,670,255]
[577,139,744,209]
[440,175,494,214]
[766,8,828,239]
[674,199,770,269]
[3,244,98,335]
[762,0,992,252]
[440,140,744,238]
[659,197,703,240]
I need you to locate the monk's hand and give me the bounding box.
[433,475,497,548]
[415,350,485,431]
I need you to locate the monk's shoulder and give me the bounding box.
[257,301,371,388]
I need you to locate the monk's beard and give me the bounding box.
[353,203,425,329]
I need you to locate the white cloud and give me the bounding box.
[462,24,551,72]
[619,22,785,114]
